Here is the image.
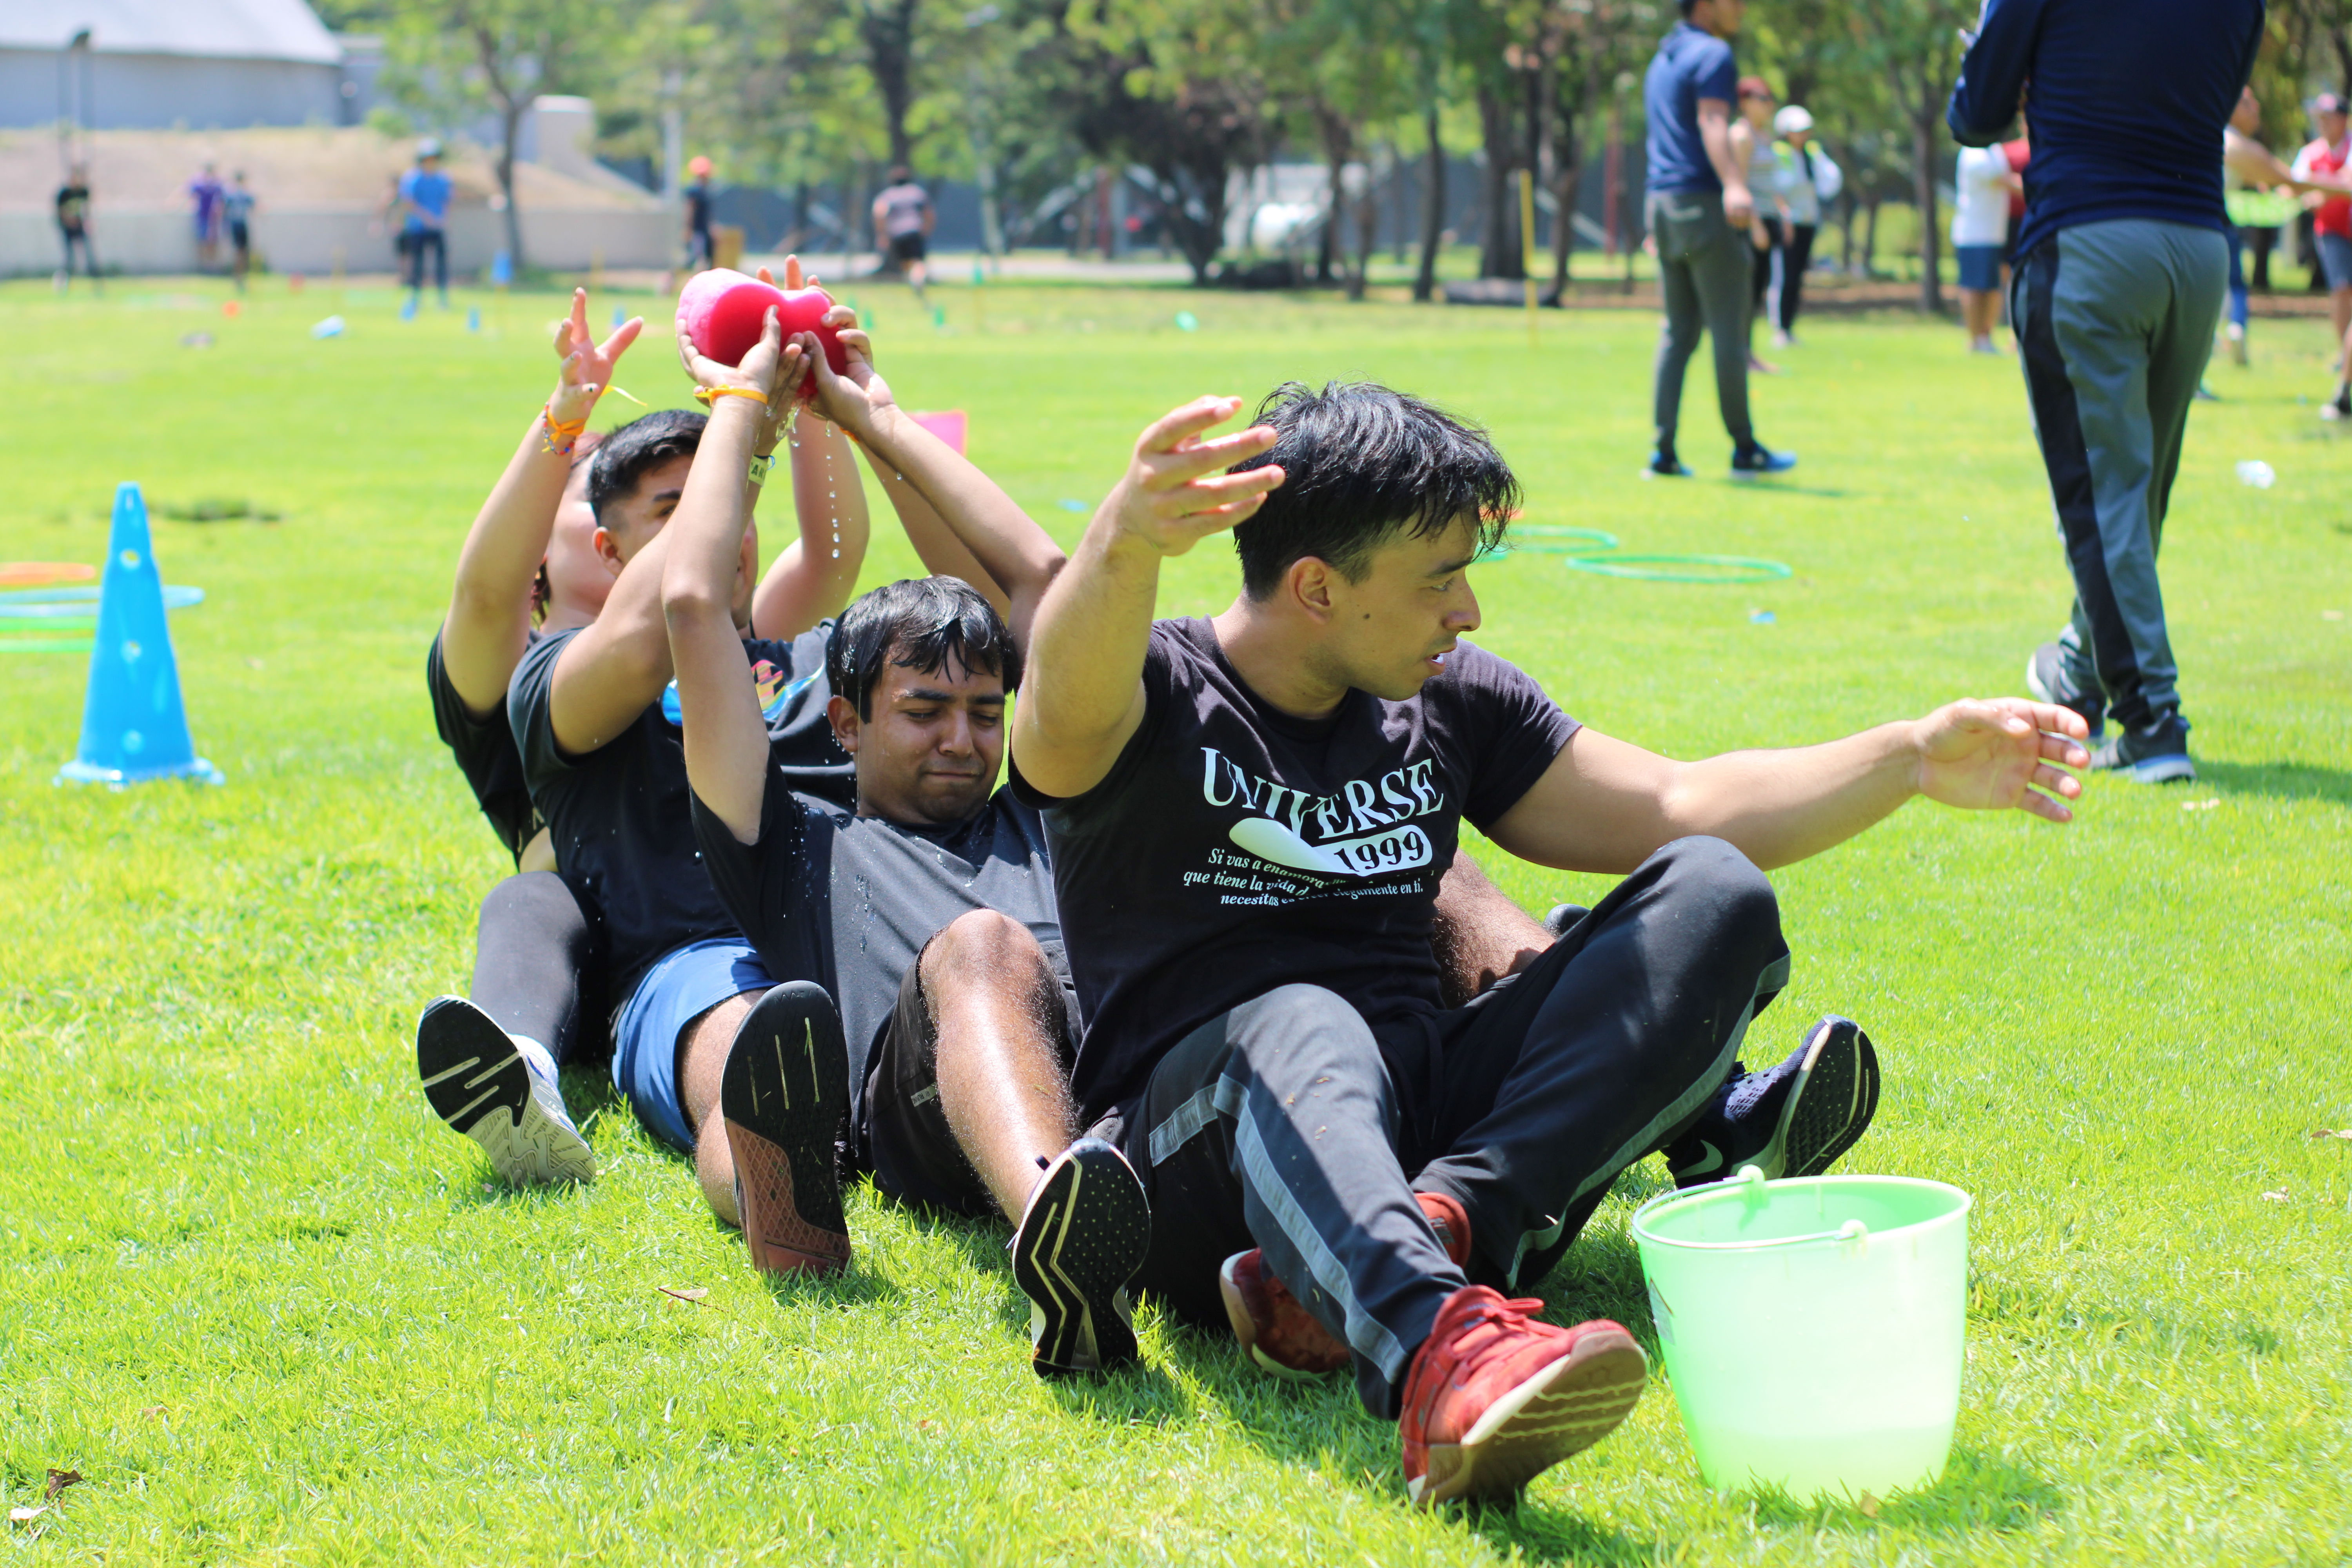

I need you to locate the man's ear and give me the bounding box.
[1285,556,1337,624]
[593,526,624,578]
[826,692,860,756]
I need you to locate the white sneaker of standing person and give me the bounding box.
[417,996,596,1183]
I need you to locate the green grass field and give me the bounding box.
[2,274,2347,1565]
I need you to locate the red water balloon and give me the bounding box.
[677,269,846,397]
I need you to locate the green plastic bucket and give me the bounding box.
[1631,1168,1971,1500]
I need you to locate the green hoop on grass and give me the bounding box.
[0,585,203,654]
[1562,553,1794,584]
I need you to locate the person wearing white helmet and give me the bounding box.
[1768,105,1840,345]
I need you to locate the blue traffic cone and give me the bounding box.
[56,483,223,788]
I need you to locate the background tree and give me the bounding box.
[379,0,621,272]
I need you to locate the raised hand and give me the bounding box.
[1911,698,2091,823]
[1100,397,1285,557]
[674,301,808,411]
[549,287,643,422]
[803,309,883,433]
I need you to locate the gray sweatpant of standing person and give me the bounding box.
[1648,191,1754,459]
[2013,219,2225,766]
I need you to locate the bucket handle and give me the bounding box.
[1631,1169,1924,1253]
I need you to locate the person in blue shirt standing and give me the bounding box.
[399,138,454,310]
[1642,0,1796,479]
[1951,0,2265,785]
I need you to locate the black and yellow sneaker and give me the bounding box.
[1011,1138,1151,1377]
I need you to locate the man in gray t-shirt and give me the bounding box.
[871,165,934,292]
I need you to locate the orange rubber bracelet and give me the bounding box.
[694,385,772,410]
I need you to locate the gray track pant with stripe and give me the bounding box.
[2013,219,2227,741]
[1100,836,1791,1417]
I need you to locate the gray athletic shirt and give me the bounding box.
[690,757,1070,1119]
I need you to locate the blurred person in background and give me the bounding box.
[684,156,715,272]
[1641,0,1796,480]
[872,166,935,298]
[399,139,452,310]
[189,162,224,273]
[55,164,98,293]
[1952,0,2263,786]
[1953,134,2017,353]
[224,171,256,293]
[1768,105,1840,345]
[2291,93,2352,415]
[1732,76,1784,373]
[2221,87,2352,368]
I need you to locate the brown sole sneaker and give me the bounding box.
[722,983,851,1278]
[1410,1323,1648,1506]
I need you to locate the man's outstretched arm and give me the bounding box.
[1007,397,1284,800]
[804,321,1073,650]
[1489,700,2093,875]
[750,257,869,641]
[546,298,799,757]
[663,309,799,842]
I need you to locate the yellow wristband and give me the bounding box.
[695,385,771,410]
[746,453,773,487]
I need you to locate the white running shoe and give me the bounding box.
[417,996,595,1184]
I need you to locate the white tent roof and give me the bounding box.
[0,0,342,65]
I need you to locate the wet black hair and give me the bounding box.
[586,408,705,528]
[828,577,1018,720]
[1227,381,1518,600]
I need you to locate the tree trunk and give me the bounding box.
[858,0,919,171]
[1477,85,1521,279]
[1552,58,1595,292]
[1315,109,1352,285]
[1414,105,1445,302]
[1347,149,1377,301]
[495,101,526,272]
[1863,194,1880,278]
[1912,110,1942,314]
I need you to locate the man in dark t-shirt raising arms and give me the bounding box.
[1009,382,2093,1506]
[661,310,1152,1365]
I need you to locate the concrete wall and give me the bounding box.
[0,51,343,130]
[3,201,677,276]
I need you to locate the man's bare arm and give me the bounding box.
[662,396,775,843]
[1007,397,1283,800]
[1700,100,1754,224]
[1488,700,2092,875]
[750,410,870,639]
[804,323,1069,648]
[547,308,804,757]
[441,290,641,715]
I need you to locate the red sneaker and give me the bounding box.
[1398,1287,1646,1506]
[1221,1191,1472,1377]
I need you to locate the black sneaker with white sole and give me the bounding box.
[417,995,596,1184]
[1662,1015,1880,1189]
[2087,722,2196,784]
[2025,640,2106,743]
[1010,1137,1151,1377]
[723,982,853,1278]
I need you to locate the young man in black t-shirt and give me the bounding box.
[660,298,1161,1373]
[1010,382,2093,1505]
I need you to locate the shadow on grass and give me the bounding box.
[1739,1446,2066,1534]
[2196,759,2352,808]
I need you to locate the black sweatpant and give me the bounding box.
[468,872,604,1066]
[1777,224,1817,332]
[1103,836,1790,1417]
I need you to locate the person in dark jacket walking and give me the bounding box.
[1951,0,2265,784]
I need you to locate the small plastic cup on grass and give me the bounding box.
[1632,1167,1971,1503]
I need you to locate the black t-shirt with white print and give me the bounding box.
[689,760,1069,1131]
[509,624,856,1004]
[1012,617,1577,1123]
[427,624,541,865]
